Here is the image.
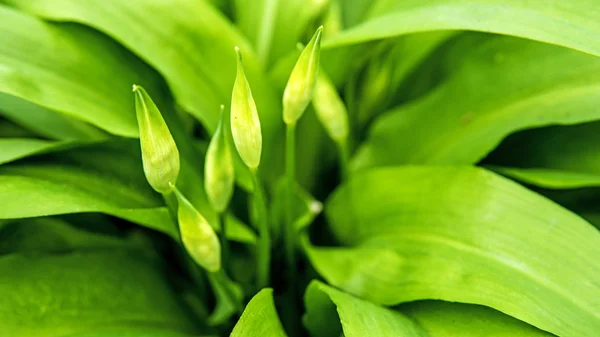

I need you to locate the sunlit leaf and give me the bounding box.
[307,166,600,337]
[230,289,287,337]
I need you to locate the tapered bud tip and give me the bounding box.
[132,84,140,93]
[235,46,242,61]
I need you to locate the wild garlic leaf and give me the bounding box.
[324,0,600,58]
[59,328,210,337]
[230,289,287,337]
[304,281,428,337]
[5,0,281,151]
[0,140,179,236]
[308,166,600,337]
[0,5,161,137]
[0,93,107,141]
[0,218,127,254]
[0,250,201,336]
[0,138,72,166]
[402,301,553,337]
[485,122,600,189]
[354,34,600,169]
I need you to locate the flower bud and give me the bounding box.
[174,188,221,272]
[230,46,262,170]
[283,26,323,125]
[312,71,349,145]
[133,85,179,194]
[205,105,235,213]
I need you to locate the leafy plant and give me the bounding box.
[0,0,599,336]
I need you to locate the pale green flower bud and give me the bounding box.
[283,26,323,125]
[205,105,235,213]
[174,188,221,272]
[230,46,262,170]
[312,71,349,145]
[133,85,179,194]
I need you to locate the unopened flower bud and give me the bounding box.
[173,188,221,272]
[230,46,262,170]
[133,85,179,194]
[283,26,323,125]
[205,105,235,213]
[312,71,349,145]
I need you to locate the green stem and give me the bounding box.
[251,170,270,290]
[219,212,229,267]
[284,123,297,285]
[337,140,350,183]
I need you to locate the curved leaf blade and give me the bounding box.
[230,289,287,337]
[0,4,161,137]
[304,280,428,337]
[0,250,200,336]
[323,0,600,59]
[354,34,600,169]
[309,166,600,337]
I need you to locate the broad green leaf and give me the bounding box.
[0,218,127,254]
[401,301,553,337]
[61,328,208,337]
[0,93,107,141]
[0,250,200,336]
[0,140,178,236]
[308,166,600,337]
[323,0,600,58]
[6,0,280,144]
[0,138,70,166]
[304,281,428,337]
[353,34,600,169]
[485,122,600,189]
[0,4,162,137]
[490,166,600,189]
[230,289,287,337]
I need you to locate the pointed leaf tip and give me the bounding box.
[230,47,262,170]
[133,85,179,194]
[173,188,221,272]
[283,26,323,125]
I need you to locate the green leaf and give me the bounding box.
[304,280,428,337]
[271,178,322,241]
[0,138,71,166]
[401,301,553,337]
[485,122,600,189]
[6,0,281,148]
[0,4,161,137]
[0,217,127,254]
[490,166,600,189]
[230,289,287,337]
[0,93,107,141]
[60,328,208,337]
[0,250,200,336]
[307,166,600,337]
[354,34,600,169]
[0,140,178,236]
[323,0,600,58]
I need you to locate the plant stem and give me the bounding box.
[284,123,297,286]
[219,212,229,267]
[337,140,350,182]
[251,170,270,290]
